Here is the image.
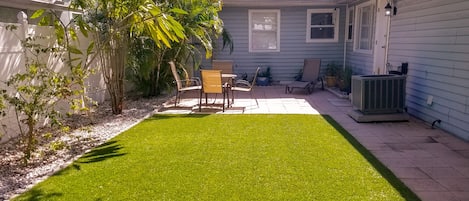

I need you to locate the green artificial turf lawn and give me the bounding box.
[14,114,419,201]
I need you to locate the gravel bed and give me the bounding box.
[0,95,171,201]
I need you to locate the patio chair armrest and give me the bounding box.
[190,77,201,86]
[177,77,201,87]
[234,80,251,87]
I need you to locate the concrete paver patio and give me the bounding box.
[157,86,469,201]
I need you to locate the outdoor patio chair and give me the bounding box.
[212,60,234,85]
[231,67,260,106]
[285,59,324,94]
[169,61,201,107]
[199,70,228,112]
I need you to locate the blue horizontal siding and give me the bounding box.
[212,6,346,81]
[388,0,469,141]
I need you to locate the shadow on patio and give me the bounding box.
[158,85,323,114]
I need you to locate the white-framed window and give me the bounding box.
[354,1,374,54]
[248,9,280,52]
[346,7,354,42]
[306,8,339,43]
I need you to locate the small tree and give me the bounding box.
[76,0,186,114]
[0,10,95,164]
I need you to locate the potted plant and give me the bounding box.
[325,62,340,87]
[256,66,272,86]
[240,72,248,81]
[338,66,353,94]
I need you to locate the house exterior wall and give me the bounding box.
[213,6,346,82]
[345,41,374,74]
[344,0,375,75]
[387,0,469,140]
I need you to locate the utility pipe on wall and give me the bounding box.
[384,7,391,73]
[343,2,349,70]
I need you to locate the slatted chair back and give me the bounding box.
[301,59,321,82]
[212,60,234,84]
[169,61,183,90]
[212,60,233,74]
[201,70,223,94]
[250,67,261,88]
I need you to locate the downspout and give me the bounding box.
[384,9,391,73]
[343,3,348,69]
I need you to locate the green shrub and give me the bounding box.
[326,62,341,76]
[0,11,94,164]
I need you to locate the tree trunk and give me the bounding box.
[24,116,35,165]
[101,35,127,115]
[151,63,162,97]
[148,69,158,97]
[148,50,166,97]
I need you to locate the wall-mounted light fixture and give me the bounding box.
[384,3,392,16]
[384,2,397,16]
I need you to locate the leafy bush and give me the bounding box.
[0,11,94,164]
[338,66,353,93]
[326,62,341,77]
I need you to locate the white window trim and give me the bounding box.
[248,9,281,53]
[354,1,374,54]
[306,8,339,43]
[345,6,354,42]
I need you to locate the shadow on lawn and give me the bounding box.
[78,140,126,164]
[17,188,63,201]
[322,115,421,201]
[50,140,126,177]
[148,113,210,120]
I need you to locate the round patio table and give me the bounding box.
[221,73,237,107]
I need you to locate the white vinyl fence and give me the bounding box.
[0,11,106,143]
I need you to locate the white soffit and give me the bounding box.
[222,0,351,7]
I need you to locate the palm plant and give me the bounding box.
[127,38,176,97]
[72,0,186,114]
[127,0,229,97]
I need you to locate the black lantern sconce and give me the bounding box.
[384,2,397,16]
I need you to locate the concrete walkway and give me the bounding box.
[158,86,469,201]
